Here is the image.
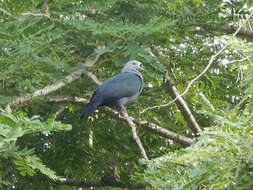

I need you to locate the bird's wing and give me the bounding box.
[94,72,142,104]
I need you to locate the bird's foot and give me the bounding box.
[118,106,126,117]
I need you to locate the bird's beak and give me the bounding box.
[140,64,144,70]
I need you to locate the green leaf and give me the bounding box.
[8,125,24,141]
[20,171,27,176]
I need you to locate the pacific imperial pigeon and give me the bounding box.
[80,60,144,119]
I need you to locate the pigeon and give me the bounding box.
[80,60,144,119]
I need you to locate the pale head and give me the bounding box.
[122,60,144,72]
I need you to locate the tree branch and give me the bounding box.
[83,70,102,85]
[166,76,201,135]
[97,106,195,146]
[134,118,195,146]
[44,0,50,18]
[50,98,162,158]
[198,92,215,111]
[121,108,149,160]
[48,96,196,146]
[21,0,51,19]
[21,12,48,17]
[8,54,100,107]
[141,11,253,113]
[0,7,20,20]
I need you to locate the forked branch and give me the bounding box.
[49,95,195,146]
[21,0,51,19]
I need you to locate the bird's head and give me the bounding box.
[122,60,144,72]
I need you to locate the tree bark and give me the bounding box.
[121,108,149,160]
[166,76,201,135]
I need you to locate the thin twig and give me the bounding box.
[141,11,253,114]
[21,12,48,17]
[0,7,20,20]
[247,19,252,31]
[84,71,101,85]
[237,50,253,64]
[198,92,215,111]
[229,57,251,64]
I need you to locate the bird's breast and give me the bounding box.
[118,93,139,105]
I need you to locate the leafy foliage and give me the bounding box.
[0,107,70,188]
[134,111,253,189]
[0,0,253,189]
[134,33,253,189]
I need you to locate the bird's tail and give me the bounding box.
[80,102,100,119]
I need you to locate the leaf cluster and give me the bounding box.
[0,107,71,188]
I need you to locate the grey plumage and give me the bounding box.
[80,60,144,119]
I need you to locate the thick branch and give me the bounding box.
[8,54,100,107]
[121,108,149,160]
[134,118,195,146]
[166,77,201,135]
[49,96,195,146]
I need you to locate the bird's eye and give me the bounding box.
[132,62,136,65]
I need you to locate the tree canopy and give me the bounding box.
[0,0,253,189]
